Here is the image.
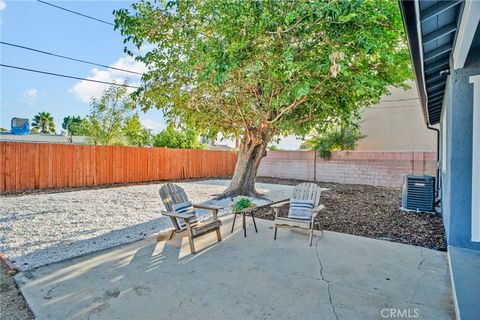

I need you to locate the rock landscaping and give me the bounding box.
[0,179,291,271]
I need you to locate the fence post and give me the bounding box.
[313,150,317,182]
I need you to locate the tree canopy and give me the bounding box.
[114,0,412,196]
[153,125,203,149]
[77,85,152,146]
[32,112,55,134]
[62,116,85,136]
[123,113,153,146]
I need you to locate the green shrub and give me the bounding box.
[301,125,364,159]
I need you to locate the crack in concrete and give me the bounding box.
[417,249,425,270]
[411,249,428,302]
[315,238,339,320]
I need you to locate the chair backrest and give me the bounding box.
[159,183,190,231]
[291,182,321,207]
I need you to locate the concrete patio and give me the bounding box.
[15,217,454,320]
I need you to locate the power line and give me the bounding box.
[37,0,114,26]
[0,64,139,89]
[0,41,142,75]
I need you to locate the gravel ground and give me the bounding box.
[0,180,292,271]
[0,265,34,320]
[256,177,447,251]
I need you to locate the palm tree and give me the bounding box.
[32,112,56,134]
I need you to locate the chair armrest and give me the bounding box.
[312,205,325,218]
[271,199,289,219]
[161,210,193,220]
[193,204,223,211]
[192,204,220,220]
[270,200,289,208]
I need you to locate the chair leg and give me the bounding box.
[317,222,324,239]
[243,213,246,238]
[216,227,222,242]
[188,236,196,254]
[309,226,314,246]
[231,213,237,234]
[252,213,258,233]
[274,226,277,240]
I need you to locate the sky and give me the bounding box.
[0,1,165,134]
[0,0,302,149]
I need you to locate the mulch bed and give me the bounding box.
[256,177,447,251]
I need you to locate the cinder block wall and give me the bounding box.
[258,151,437,187]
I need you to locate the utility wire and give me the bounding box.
[37,0,114,26]
[0,41,142,75]
[0,64,139,89]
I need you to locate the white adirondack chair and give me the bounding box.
[271,182,324,246]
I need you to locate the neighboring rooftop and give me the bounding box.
[0,132,88,144]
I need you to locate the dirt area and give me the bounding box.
[0,266,34,320]
[256,177,447,251]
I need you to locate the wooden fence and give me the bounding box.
[0,142,237,193]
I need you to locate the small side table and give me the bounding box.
[231,207,258,237]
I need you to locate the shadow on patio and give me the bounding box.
[15,216,454,320]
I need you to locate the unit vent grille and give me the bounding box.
[401,175,435,213]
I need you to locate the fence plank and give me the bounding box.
[0,142,237,193]
[0,142,5,192]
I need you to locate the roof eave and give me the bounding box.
[399,0,431,126]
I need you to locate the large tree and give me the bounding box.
[83,85,134,145]
[82,85,154,146]
[115,0,411,197]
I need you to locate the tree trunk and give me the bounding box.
[219,129,272,198]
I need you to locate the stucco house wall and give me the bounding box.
[356,81,437,151]
[441,53,480,251]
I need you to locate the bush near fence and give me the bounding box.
[0,142,237,193]
[258,150,437,187]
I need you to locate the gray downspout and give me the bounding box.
[427,125,440,200]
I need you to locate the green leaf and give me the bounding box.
[294,82,311,99]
